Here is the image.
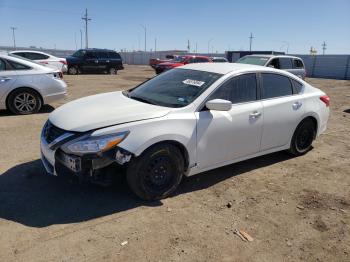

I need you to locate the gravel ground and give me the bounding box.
[0,65,349,262]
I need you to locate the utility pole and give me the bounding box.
[140,24,146,52]
[249,33,254,51]
[195,42,198,54]
[10,27,17,49]
[208,38,213,54]
[154,38,157,55]
[82,8,91,48]
[322,41,327,55]
[187,39,190,53]
[80,29,83,49]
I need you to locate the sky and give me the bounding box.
[0,0,349,54]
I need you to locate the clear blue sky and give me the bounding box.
[0,0,349,54]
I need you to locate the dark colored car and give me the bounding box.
[66,49,124,75]
[154,55,212,74]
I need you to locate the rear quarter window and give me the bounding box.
[291,79,304,94]
[293,59,304,68]
[108,52,121,59]
[7,60,31,70]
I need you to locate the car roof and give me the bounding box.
[0,53,54,71]
[245,54,302,59]
[11,50,49,54]
[179,62,289,75]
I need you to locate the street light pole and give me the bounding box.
[10,27,17,49]
[82,8,91,48]
[140,24,147,52]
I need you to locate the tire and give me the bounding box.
[7,88,42,115]
[109,68,117,75]
[289,118,316,156]
[126,144,184,200]
[68,66,79,75]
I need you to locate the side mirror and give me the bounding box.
[206,99,232,111]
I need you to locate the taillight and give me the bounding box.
[320,95,330,107]
[60,60,67,65]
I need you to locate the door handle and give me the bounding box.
[293,101,302,109]
[106,60,110,63]
[0,77,11,82]
[94,60,99,63]
[249,111,262,118]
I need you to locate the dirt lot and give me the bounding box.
[0,65,349,262]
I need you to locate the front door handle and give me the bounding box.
[94,60,99,63]
[293,101,302,110]
[249,111,262,118]
[0,77,11,82]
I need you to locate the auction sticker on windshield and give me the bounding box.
[182,79,205,87]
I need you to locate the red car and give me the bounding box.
[154,55,212,74]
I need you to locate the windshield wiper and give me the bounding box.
[129,95,156,105]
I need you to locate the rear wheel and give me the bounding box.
[126,144,184,200]
[109,67,117,75]
[68,66,79,75]
[289,118,316,156]
[7,88,42,115]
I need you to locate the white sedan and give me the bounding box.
[40,63,329,200]
[10,50,68,73]
[0,53,67,114]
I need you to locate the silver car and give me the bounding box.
[236,55,306,79]
[0,53,67,114]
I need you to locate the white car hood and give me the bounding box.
[49,91,170,132]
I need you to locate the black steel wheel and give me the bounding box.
[289,118,316,156]
[127,144,184,200]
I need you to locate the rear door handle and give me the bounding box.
[249,111,262,118]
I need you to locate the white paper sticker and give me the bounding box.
[182,79,205,87]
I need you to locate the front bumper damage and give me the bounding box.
[40,128,133,185]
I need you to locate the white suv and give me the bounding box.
[236,55,306,79]
[40,63,329,200]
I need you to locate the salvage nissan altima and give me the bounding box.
[40,63,329,200]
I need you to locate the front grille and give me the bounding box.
[43,121,67,144]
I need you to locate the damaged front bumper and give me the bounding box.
[40,133,133,184]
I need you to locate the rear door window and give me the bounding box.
[261,73,293,99]
[98,52,109,59]
[293,59,304,68]
[195,57,210,63]
[210,73,257,104]
[85,52,97,59]
[25,52,49,60]
[7,60,31,70]
[279,58,293,69]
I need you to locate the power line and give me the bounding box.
[82,8,91,48]
[249,33,254,51]
[10,27,17,49]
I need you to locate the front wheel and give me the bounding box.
[126,144,184,200]
[289,118,316,156]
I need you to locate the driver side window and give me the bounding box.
[268,59,280,69]
[210,73,257,104]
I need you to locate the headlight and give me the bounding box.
[66,132,129,154]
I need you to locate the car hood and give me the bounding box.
[49,91,171,132]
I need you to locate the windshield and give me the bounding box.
[236,56,269,66]
[171,56,186,63]
[127,69,222,108]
